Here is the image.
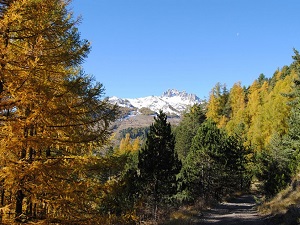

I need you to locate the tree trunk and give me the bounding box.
[46,148,51,157]
[1,188,4,206]
[15,190,24,217]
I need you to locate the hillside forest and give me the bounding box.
[0,0,300,224]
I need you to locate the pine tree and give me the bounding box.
[137,110,181,222]
[174,104,206,159]
[179,120,225,201]
[179,120,249,202]
[255,134,292,197]
[0,0,118,224]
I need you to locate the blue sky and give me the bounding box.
[71,0,300,99]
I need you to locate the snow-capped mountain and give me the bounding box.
[109,89,202,116]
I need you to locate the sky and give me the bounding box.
[71,0,300,99]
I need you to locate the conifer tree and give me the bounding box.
[226,82,247,136]
[0,0,118,224]
[174,104,206,159]
[206,83,230,127]
[179,120,248,202]
[245,80,269,150]
[281,50,300,173]
[137,110,181,222]
[262,72,294,146]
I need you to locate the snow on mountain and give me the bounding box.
[109,89,202,116]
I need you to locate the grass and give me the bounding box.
[159,209,200,225]
[259,174,300,216]
[159,198,216,225]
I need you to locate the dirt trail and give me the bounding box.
[196,195,270,225]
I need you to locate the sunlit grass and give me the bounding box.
[159,198,211,225]
[259,174,300,215]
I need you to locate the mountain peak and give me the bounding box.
[109,89,202,116]
[161,89,184,97]
[161,89,200,103]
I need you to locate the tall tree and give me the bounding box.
[262,71,295,146]
[206,83,230,127]
[245,80,269,150]
[0,0,118,224]
[137,110,181,222]
[226,82,247,136]
[175,104,206,159]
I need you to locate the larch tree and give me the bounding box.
[225,82,247,136]
[245,80,268,151]
[0,0,118,224]
[119,134,134,154]
[206,83,222,124]
[206,83,230,128]
[262,71,295,146]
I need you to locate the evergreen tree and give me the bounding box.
[137,110,181,222]
[174,104,206,159]
[179,120,248,202]
[255,134,292,197]
[257,73,269,85]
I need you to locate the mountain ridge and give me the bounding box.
[109,89,202,116]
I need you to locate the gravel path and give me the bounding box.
[196,195,270,225]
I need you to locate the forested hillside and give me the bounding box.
[0,0,300,225]
[205,55,300,197]
[113,53,300,224]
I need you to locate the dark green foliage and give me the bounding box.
[255,149,291,197]
[178,120,249,202]
[281,104,300,175]
[220,84,231,118]
[119,127,150,141]
[174,104,206,159]
[255,132,294,197]
[280,49,300,173]
[257,73,270,85]
[137,110,181,221]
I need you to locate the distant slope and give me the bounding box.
[109,89,204,138]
